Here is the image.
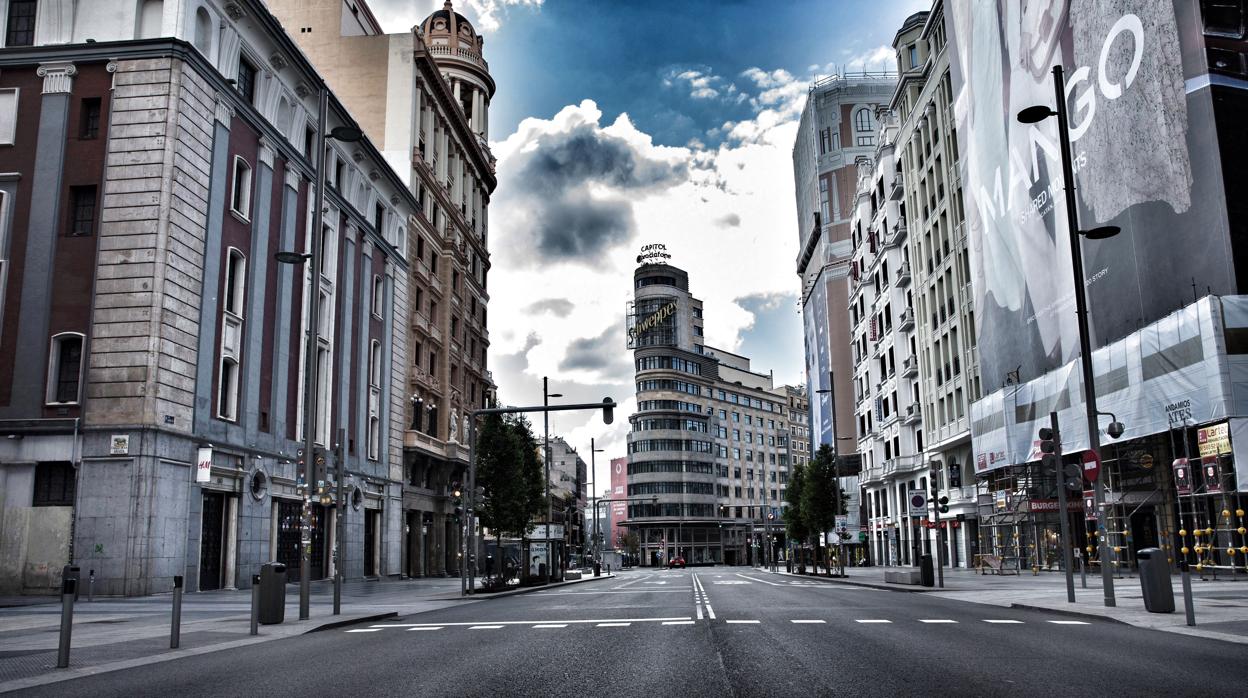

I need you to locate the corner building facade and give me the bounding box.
[626,263,795,567]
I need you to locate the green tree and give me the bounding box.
[785,461,808,570]
[474,413,545,586]
[802,444,845,575]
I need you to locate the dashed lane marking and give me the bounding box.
[469,625,504,630]
[918,619,958,624]
[371,617,691,629]
[855,620,892,624]
[1047,620,1091,625]
[345,629,381,633]
[596,623,631,627]
[735,574,784,587]
[405,627,443,631]
[983,620,1023,624]
[725,620,760,624]
[533,624,567,629]
[662,621,696,626]
[790,620,826,624]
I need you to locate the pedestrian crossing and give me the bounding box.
[347,618,1092,634]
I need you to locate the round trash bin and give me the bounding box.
[258,562,287,624]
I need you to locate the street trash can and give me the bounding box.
[593,562,601,577]
[1137,548,1175,613]
[919,554,935,587]
[258,562,287,624]
[786,559,793,573]
[62,565,81,601]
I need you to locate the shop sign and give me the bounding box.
[1027,499,1084,513]
[627,300,677,345]
[196,446,213,484]
[1173,458,1192,496]
[1202,456,1223,494]
[1197,422,1231,457]
[636,243,671,265]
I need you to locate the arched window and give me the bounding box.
[193,7,212,55]
[854,107,872,133]
[275,95,293,139]
[137,0,164,39]
[46,332,85,404]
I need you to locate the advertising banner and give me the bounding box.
[1172,458,1192,496]
[804,276,833,451]
[609,456,628,539]
[948,1,1237,389]
[1197,422,1230,457]
[196,447,213,484]
[1202,456,1223,494]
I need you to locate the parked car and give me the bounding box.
[667,557,686,569]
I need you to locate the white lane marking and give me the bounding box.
[596,622,631,627]
[919,619,958,624]
[855,619,892,624]
[541,589,692,595]
[696,600,704,620]
[790,620,826,624]
[532,624,567,629]
[613,573,652,589]
[713,580,750,585]
[1047,620,1091,625]
[346,629,381,633]
[983,620,1024,624]
[405,627,444,631]
[735,574,784,587]
[372,617,691,628]
[725,620,760,624]
[662,621,696,626]
[469,625,504,630]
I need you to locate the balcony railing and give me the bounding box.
[889,172,905,201]
[901,354,918,377]
[898,307,915,331]
[884,220,907,248]
[895,262,912,287]
[902,403,921,426]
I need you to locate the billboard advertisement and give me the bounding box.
[609,456,628,543]
[947,1,1239,389]
[804,274,834,452]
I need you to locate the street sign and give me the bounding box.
[1081,450,1101,482]
[1083,490,1096,520]
[908,490,927,514]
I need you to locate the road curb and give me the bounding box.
[470,572,617,600]
[306,611,398,632]
[1007,603,1130,625]
[767,568,937,593]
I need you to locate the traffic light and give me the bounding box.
[474,485,486,505]
[451,481,464,523]
[312,446,329,485]
[1061,463,1083,491]
[601,397,615,425]
[938,496,949,514]
[1038,427,1060,472]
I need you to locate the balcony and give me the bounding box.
[862,465,886,485]
[883,220,907,248]
[902,403,921,426]
[898,307,915,331]
[895,262,912,287]
[882,454,922,478]
[410,366,441,392]
[889,171,905,201]
[901,354,918,378]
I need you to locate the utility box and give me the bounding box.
[62,565,81,601]
[1137,548,1175,613]
[258,562,287,624]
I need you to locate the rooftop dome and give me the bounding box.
[419,1,481,49]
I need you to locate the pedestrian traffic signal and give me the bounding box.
[938,496,949,514]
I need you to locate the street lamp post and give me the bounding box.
[588,438,605,560]
[543,377,563,584]
[1018,64,1121,608]
[273,90,364,620]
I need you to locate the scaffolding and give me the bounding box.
[1173,453,1247,579]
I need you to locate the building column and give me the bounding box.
[242,140,276,442]
[431,513,445,576]
[272,171,301,439]
[7,63,75,414]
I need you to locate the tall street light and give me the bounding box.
[543,377,562,584]
[1018,64,1121,608]
[588,437,605,561]
[274,87,363,620]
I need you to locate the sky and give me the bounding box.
[364,0,926,495]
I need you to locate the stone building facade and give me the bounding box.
[0,0,416,595]
[267,0,497,579]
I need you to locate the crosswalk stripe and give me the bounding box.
[725,620,760,624]
[405,627,444,631]
[597,622,631,627]
[470,625,504,630]
[919,619,957,624]
[855,619,891,624]
[790,620,826,624]
[983,620,1023,624]
[662,620,695,625]
[1047,620,1090,625]
[533,624,568,629]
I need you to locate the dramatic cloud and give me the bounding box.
[364,0,542,33]
[558,324,631,375]
[524,298,575,317]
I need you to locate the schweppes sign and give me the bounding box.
[628,301,677,345]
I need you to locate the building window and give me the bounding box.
[0,88,17,144]
[218,249,245,421]
[33,462,76,507]
[79,98,101,139]
[236,56,258,105]
[854,107,872,132]
[367,340,382,460]
[4,0,36,47]
[230,157,252,219]
[372,275,384,318]
[46,333,85,404]
[908,45,918,68]
[68,186,97,236]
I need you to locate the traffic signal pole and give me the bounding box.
[1047,412,1077,603]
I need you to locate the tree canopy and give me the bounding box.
[474,413,545,539]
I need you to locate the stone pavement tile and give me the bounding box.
[0,631,241,685]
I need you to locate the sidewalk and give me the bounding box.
[767,564,1248,644]
[0,571,617,693]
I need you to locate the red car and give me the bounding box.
[667,557,686,569]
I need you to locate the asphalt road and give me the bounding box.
[27,568,1248,697]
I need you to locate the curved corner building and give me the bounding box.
[627,262,795,566]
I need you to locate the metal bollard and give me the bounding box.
[1180,561,1196,626]
[57,578,76,668]
[170,576,183,649]
[250,575,260,636]
[88,569,95,602]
